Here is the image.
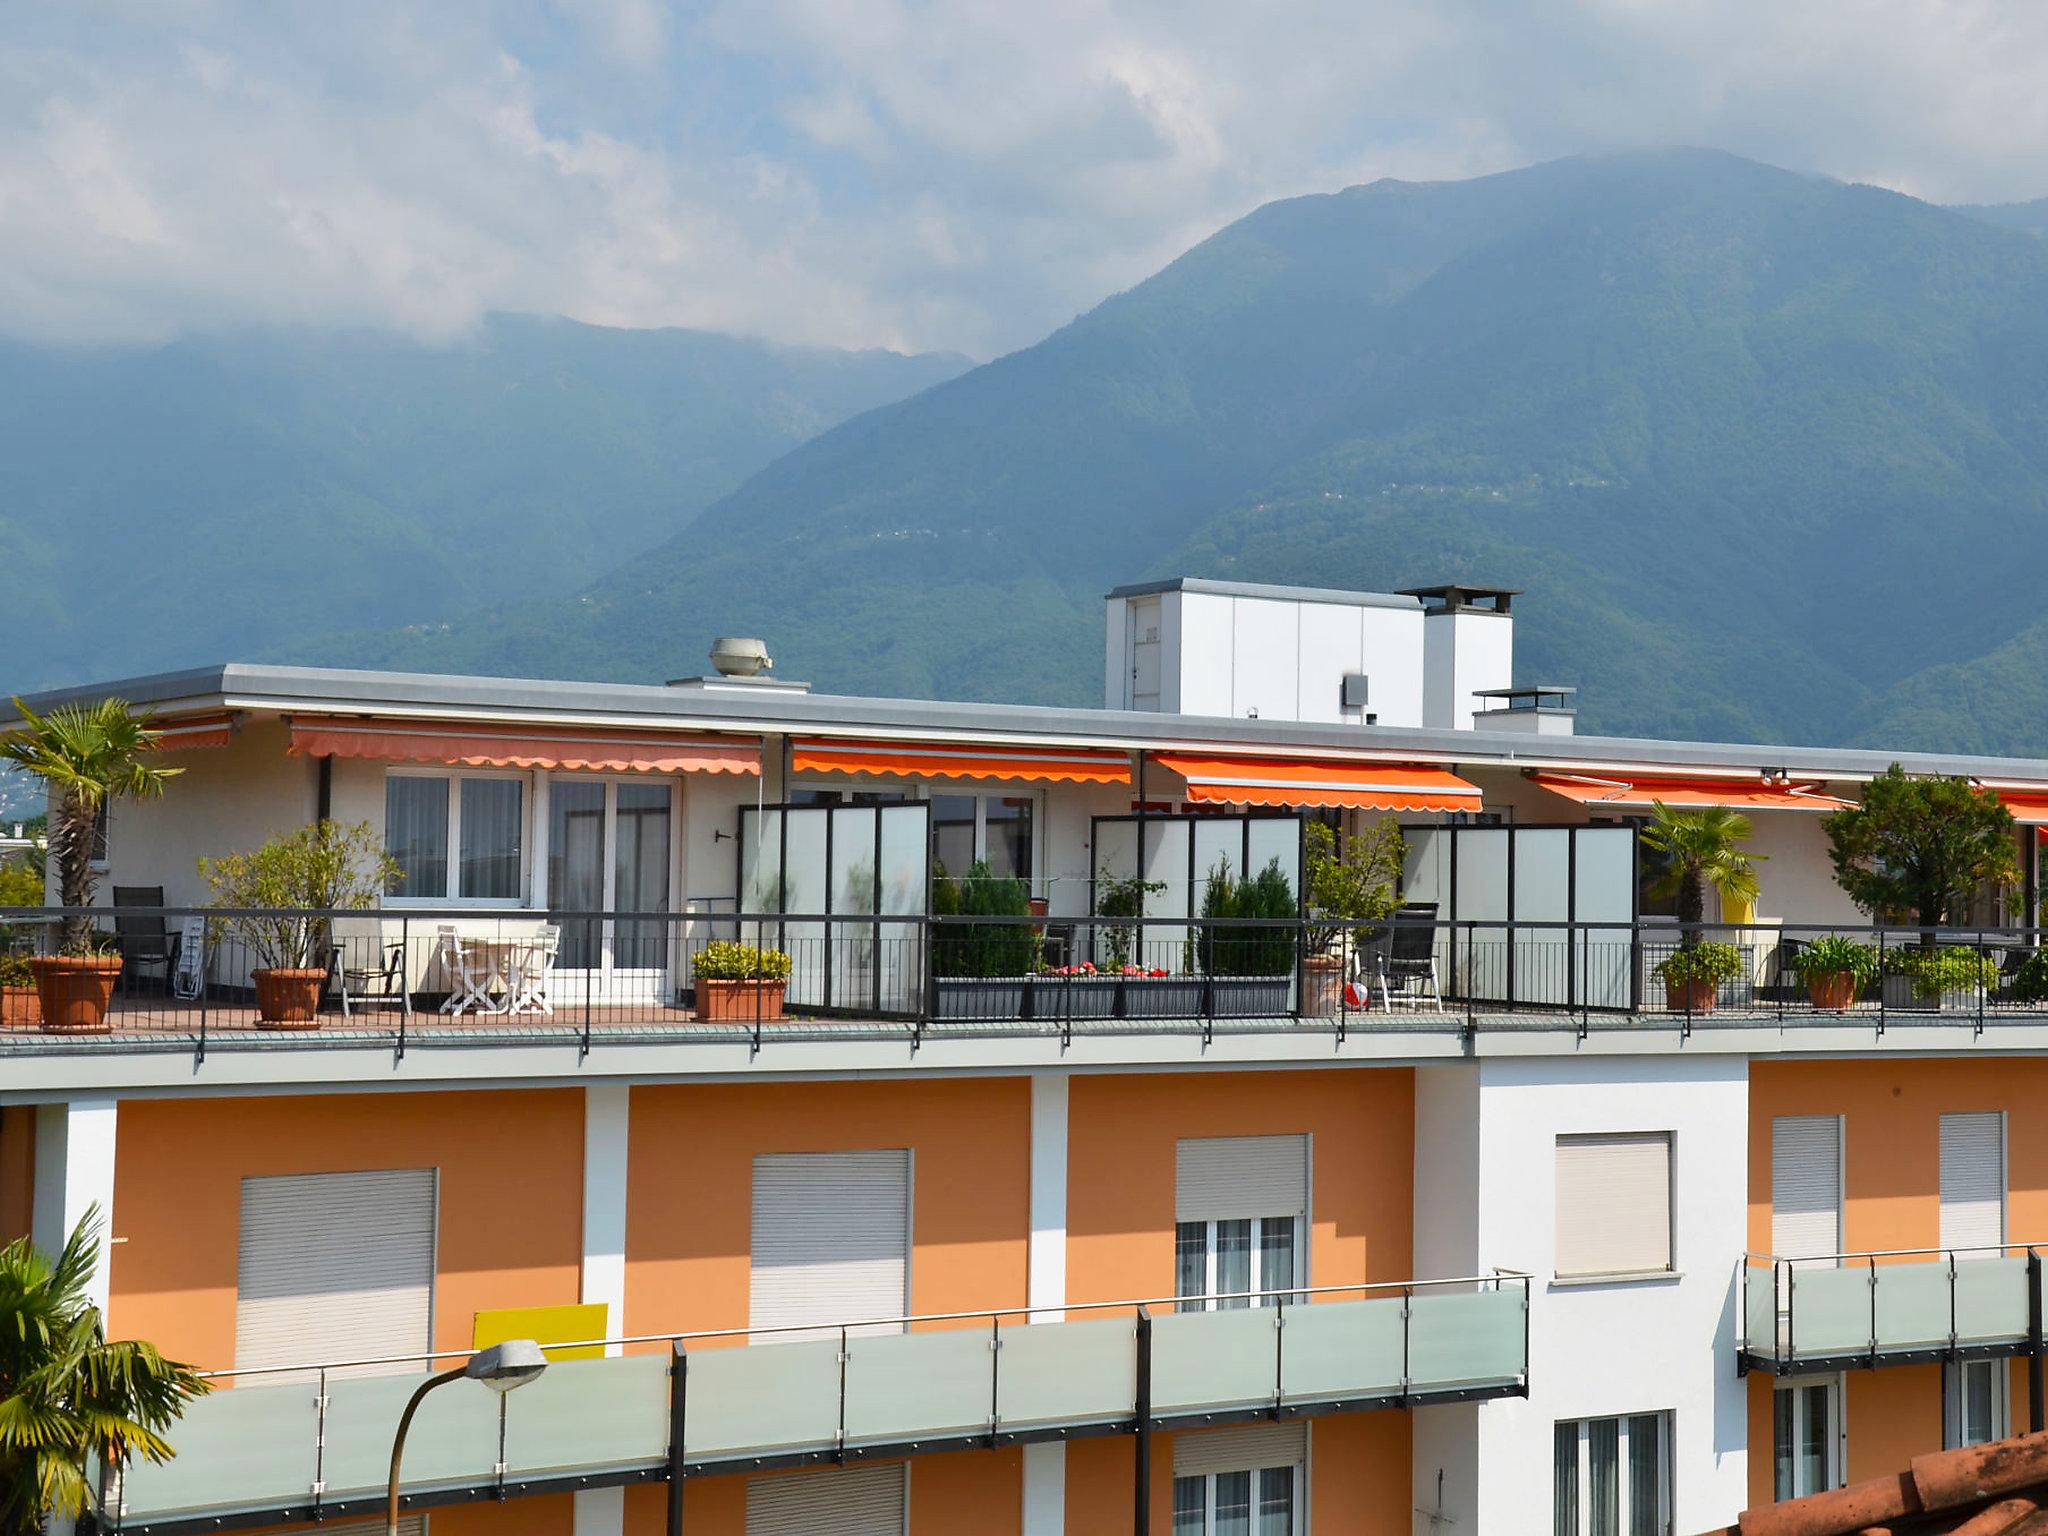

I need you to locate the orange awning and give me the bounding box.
[1530,773,1853,812]
[148,712,235,751]
[790,738,1130,784]
[289,718,760,775]
[1992,790,2048,826]
[1151,753,1483,812]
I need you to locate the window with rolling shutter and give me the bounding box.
[1171,1420,1307,1479]
[1771,1117,1842,1263]
[1175,1136,1308,1222]
[1554,1133,1672,1277]
[746,1464,906,1536]
[1940,1112,2005,1254]
[750,1151,910,1343]
[236,1169,436,1381]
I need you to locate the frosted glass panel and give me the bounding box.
[844,1327,992,1443]
[1137,819,1193,972]
[1193,819,1242,892]
[1786,1266,1871,1357]
[1245,820,1299,897]
[1403,828,1448,907]
[319,1371,502,1498]
[685,1338,843,1461]
[1151,1308,1278,1413]
[1277,1296,1406,1401]
[830,808,880,1012]
[1745,1267,1780,1353]
[779,809,829,1006]
[1407,1288,1525,1387]
[998,1316,1136,1430]
[503,1354,671,1476]
[1873,1261,1952,1349]
[120,1377,320,1518]
[877,805,929,1011]
[739,812,783,912]
[1513,829,1570,1006]
[1573,828,1636,922]
[1456,829,1509,1002]
[1955,1256,2030,1342]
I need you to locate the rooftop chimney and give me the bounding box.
[1399,584,1519,731]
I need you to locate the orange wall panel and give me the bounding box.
[1847,1367,1941,1484]
[108,1089,585,1368]
[1067,1067,1414,1305]
[625,1077,1031,1337]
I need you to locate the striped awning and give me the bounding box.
[147,712,236,751]
[790,737,1130,784]
[1530,772,1853,812]
[1150,753,1483,812]
[288,717,760,775]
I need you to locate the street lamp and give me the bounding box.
[386,1340,548,1536]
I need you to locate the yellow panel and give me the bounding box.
[472,1303,609,1361]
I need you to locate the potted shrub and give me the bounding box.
[1196,857,1299,1017]
[1787,935,1877,1010]
[1301,821,1403,1016]
[692,940,793,1021]
[933,861,1038,1019]
[0,952,38,1026]
[1653,941,1742,1012]
[0,697,182,1033]
[1880,946,2001,1013]
[199,820,398,1029]
[2011,949,2048,1006]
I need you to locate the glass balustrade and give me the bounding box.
[116,1278,1529,1529]
[1740,1250,2038,1370]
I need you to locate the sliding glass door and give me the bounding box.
[548,778,674,999]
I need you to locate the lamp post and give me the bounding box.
[386,1339,548,1536]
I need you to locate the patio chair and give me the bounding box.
[1375,902,1444,1012]
[434,925,502,1017]
[111,887,178,995]
[340,939,413,1019]
[504,924,561,1016]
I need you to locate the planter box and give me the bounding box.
[1206,975,1293,1018]
[29,954,121,1034]
[253,966,326,1030]
[696,978,789,1023]
[1118,977,1207,1020]
[1881,974,1984,1014]
[1028,974,1120,1021]
[932,976,1028,1021]
[1,985,39,1027]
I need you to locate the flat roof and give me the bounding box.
[1103,577,1421,611]
[17,659,2048,788]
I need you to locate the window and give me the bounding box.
[1555,1134,1673,1278]
[384,772,525,902]
[1175,1135,1309,1311]
[746,1464,905,1535]
[1774,1378,1842,1500]
[1554,1414,1669,1536]
[1772,1116,1842,1261]
[1173,1423,1303,1536]
[930,792,1035,884]
[1946,1359,2009,1449]
[1939,1111,2005,1255]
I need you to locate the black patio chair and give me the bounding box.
[111,886,178,995]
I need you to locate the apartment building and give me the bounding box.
[5,577,2048,1536]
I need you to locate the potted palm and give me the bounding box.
[0,698,181,1033]
[1640,803,1763,1013]
[1301,821,1403,1015]
[693,940,793,1021]
[1787,934,1878,1010]
[198,820,398,1029]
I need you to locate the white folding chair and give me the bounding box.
[436,925,501,1016]
[504,924,561,1016]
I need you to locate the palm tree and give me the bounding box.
[0,1209,206,1535]
[0,698,181,954]
[1639,803,1764,947]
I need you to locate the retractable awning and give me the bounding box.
[288,717,760,775]
[790,737,1131,784]
[1990,791,2048,843]
[148,712,235,751]
[1529,772,1853,812]
[1150,753,1483,812]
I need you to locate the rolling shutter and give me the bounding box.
[746,1464,906,1536]
[236,1169,436,1380]
[751,1151,910,1342]
[1771,1117,1842,1262]
[1941,1112,2006,1253]
[1175,1136,1309,1222]
[1172,1421,1307,1479]
[1554,1134,1672,1277]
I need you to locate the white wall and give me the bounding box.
[1422,611,1515,730]
[1746,810,1862,928]
[1146,590,1428,726]
[1044,780,1134,918]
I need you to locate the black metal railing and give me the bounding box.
[4,905,2048,1054]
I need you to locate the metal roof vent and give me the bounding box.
[709,637,772,678]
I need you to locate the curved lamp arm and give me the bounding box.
[387,1367,464,1536]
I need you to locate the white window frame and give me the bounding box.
[1945,1358,2010,1449]
[1171,1462,1302,1536]
[542,772,683,986]
[1553,1412,1672,1536]
[383,767,533,907]
[1773,1375,1844,1500]
[1175,1214,1303,1312]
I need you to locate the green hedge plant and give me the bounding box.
[692,941,792,982]
[2009,950,2048,1004]
[934,859,1036,978]
[1196,857,1299,978]
[1882,945,2000,1001]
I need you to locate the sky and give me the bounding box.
[5,1,2048,360]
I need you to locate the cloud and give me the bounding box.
[2,0,2047,357]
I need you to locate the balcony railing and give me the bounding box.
[110,1275,1531,1535]
[1738,1246,2048,1373]
[9,905,2048,1057]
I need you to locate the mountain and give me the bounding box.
[1953,199,2048,239]
[0,316,967,690]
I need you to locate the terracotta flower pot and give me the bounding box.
[29,954,122,1033]
[253,966,328,1029]
[696,978,788,1023]
[1805,971,1860,1011]
[1,984,41,1027]
[1664,977,1718,1013]
[1302,953,1347,1016]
